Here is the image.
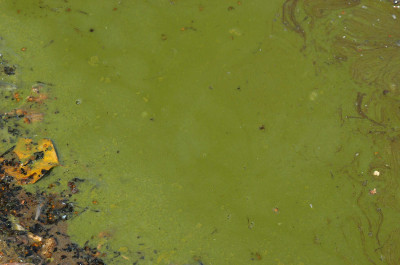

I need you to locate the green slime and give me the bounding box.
[0,0,395,264]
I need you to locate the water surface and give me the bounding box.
[0,0,391,264]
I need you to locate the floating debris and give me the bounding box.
[0,176,105,264]
[0,47,108,265]
[0,138,59,185]
[369,188,377,195]
[3,65,16,75]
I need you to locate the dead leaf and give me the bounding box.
[0,138,59,184]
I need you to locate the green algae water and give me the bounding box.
[0,0,399,264]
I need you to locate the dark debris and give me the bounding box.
[0,176,106,264]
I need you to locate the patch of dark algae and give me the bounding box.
[0,174,106,265]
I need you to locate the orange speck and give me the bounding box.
[369,188,377,195]
[273,207,279,213]
[13,92,21,102]
[180,27,186,31]
[374,151,379,155]
[17,10,21,14]
[113,7,117,11]
[21,47,27,52]
[66,7,71,12]
[237,1,241,5]
[92,200,98,204]
[389,34,393,38]
[341,10,345,15]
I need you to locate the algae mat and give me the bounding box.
[0,0,396,264]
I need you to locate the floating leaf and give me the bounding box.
[0,138,59,184]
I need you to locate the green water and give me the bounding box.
[0,0,396,264]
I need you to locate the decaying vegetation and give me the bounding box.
[0,53,106,264]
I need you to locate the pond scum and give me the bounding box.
[0,53,106,264]
[283,0,400,264]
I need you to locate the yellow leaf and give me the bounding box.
[0,138,59,184]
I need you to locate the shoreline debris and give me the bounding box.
[0,175,106,264]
